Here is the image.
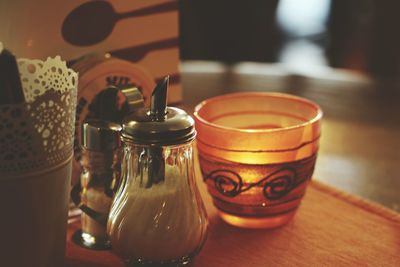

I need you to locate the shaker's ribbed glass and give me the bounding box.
[107,140,208,266]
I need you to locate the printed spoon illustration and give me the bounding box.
[62,0,178,46]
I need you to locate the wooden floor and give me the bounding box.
[181,61,400,212]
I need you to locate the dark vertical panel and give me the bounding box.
[179,0,281,63]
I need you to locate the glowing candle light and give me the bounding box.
[194,92,322,228]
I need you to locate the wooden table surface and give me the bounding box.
[66,63,400,266]
[180,61,400,212]
[66,163,400,267]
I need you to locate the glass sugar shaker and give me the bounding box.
[72,120,122,250]
[107,77,208,266]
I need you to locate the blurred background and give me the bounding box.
[179,0,400,211]
[180,0,400,84]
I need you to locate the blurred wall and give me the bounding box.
[179,0,281,63]
[180,0,400,86]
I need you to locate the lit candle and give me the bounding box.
[194,92,322,228]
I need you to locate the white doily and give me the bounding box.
[0,56,78,177]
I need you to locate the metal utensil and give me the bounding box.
[147,76,169,187]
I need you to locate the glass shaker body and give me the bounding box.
[75,120,122,249]
[79,146,120,248]
[108,140,208,266]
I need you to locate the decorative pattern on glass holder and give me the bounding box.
[201,154,316,201]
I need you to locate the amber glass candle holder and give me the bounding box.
[194,92,322,228]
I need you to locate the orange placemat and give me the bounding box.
[65,180,400,267]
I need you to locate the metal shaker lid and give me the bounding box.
[82,120,122,151]
[121,76,195,145]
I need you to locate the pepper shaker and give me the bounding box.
[72,120,121,249]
